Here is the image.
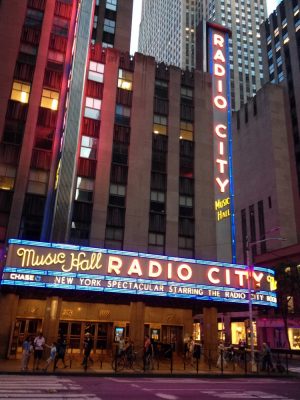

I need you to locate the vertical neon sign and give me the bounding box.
[208,23,236,263]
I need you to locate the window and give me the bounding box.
[153,114,167,135]
[149,233,164,246]
[110,183,126,196]
[179,195,193,207]
[151,191,165,203]
[10,81,31,103]
[178,236,194,249]
[109,184,126,206]
[80,135,98,159]
[27,170,48,195]
[115,105,130,125]
[40,89,59,110]
[0,165,16,190]
[105,227,123,241]
[84,96,101,120]
[106,0,117,11]
[118,69,133,91]
[181,86,193,99]
[75,177,94,202]
[104,18,116,34]
[180,121,193,141]
[150,190,165,213]
[88,61,104,83]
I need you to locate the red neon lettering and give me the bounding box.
[225,269,231,285]
[216,177,229,193]
[108,256,122,274]
[216,159,228,173]
[215,124,227,138]
[167,262,172,279]
[217,80,223,93]
[214,63,225,77]
[177,264,192,281]
[149,260,162,278]
[127,258,143,276]
[214,95,227,109]
[219,142,224,155]
[208,267,220,284]
[235,270,248,287]
[213,33,224,48]
[214,49,226,63]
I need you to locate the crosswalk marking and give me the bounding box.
[0,375,101,400]
[198,390,295,399]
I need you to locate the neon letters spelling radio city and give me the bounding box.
[213,31,229,194]
[13,245,266,289]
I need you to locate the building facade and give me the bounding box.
[0,0,278,360]
[232,84,300,349]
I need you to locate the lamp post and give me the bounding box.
[246,235,286,372]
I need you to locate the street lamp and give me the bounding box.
[246,235,286,372]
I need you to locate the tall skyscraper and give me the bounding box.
[138,0,199,70]
[261,0,300,189]
[138,0,268,110]
[202,0,267,110]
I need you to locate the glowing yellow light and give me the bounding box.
[20,91,28,103]
[51,99,58,110]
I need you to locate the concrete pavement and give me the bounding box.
[0,353,299,377]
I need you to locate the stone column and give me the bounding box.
[129,302,145,349]
[203,307,218,362]
[0,293,19,358]
[223,314,232,345]
[42,297,62,344]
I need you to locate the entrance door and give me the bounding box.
[161,325,183,353]
[8,318,42,358]
[58,321,113,354]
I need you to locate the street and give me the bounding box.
[1,376,300,399]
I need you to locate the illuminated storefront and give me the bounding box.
[0,239,277,357]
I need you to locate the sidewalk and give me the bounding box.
[0,355,299,378]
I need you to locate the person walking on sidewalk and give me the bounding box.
[261,342,274,372]
[43,342,57,372]
[54,334,67,369]
[82,333,93,369]
[33,331,45,371]
[20,336,32,371]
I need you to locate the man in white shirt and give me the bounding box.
[33,332,45,370]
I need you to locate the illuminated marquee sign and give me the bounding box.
[208,22,235,261]
[0,240,277,307]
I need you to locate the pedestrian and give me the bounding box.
[186,336,194,365]
[33,331,45,371]
[261,342,274,372]
[216,341,227,369]
[125,337,134,358]
[54,333,67,369]
[43,342,57,372]
[144,335,152,368]
[82,332,93,368]
[118,335,125,356]
[20,336,32,371]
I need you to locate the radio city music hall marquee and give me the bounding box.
[208,22,235,260]
[1,240,277,307]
